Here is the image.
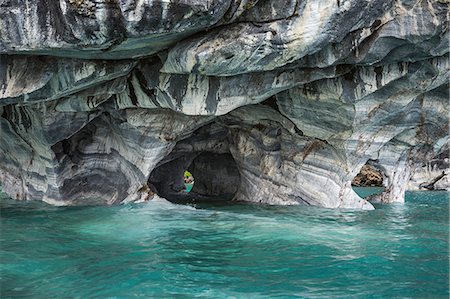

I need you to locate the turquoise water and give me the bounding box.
[1,189,448,298]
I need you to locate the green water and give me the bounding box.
[1,189,448,298]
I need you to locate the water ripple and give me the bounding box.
[0,190,448,298]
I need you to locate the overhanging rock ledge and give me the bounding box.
[0,0,448,209]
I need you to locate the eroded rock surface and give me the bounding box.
[410,148,449,191]
[0,0,448,208]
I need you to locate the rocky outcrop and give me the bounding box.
[0,0,448,209]
[409,148,449,191]
[0,0,236,59]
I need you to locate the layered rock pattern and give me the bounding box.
[409,148,450,191]
[0,0,448,208]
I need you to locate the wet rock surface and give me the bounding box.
[0,0,448,208]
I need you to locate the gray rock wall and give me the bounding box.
[0,0,448,208]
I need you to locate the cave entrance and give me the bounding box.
[351,159,386,199]
[148,152,240,204]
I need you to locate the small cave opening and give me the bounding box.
[261,95,280,112]
[148,152,241,204]
[351,159,386,199]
